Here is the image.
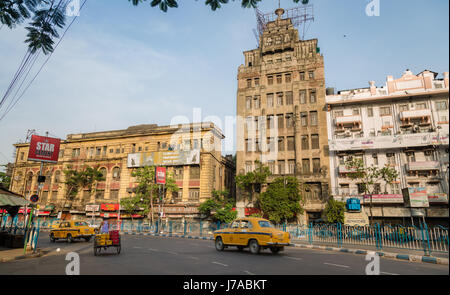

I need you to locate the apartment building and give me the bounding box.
[327,70,449,225]
[236,8,330,223]
[9,122,235,221]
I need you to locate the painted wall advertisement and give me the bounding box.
[27,135,61,163]
[127,150,200,168]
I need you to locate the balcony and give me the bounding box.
[405,161,440,171]
[338,166,359,174]
[399,109,431,120]
[335,115,362,125]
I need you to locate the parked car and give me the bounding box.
[213,217,291,254]
[50,220,96,243]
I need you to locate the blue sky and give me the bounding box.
[0,0,448,167]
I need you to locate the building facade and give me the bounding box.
[327,70,449,226]
[236,8,331,223]
[9,122,235,221]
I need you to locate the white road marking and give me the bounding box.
[148,248,159,252]
[212,261,228,267]
[285,256,303,261]
[133,246,142,249]
[244,270,255,275]
[166,251,178,255]
[324,262,350,268]
[380,271,399,275]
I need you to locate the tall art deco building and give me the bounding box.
[236,7,331,224]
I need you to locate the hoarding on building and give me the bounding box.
[85,205,100,212]
[127,150,200,168]
[363,194,404,204]
[27,135,61,163]
[402,187,429,208]
[427,193,448,204]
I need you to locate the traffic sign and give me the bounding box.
[30,195,39,203]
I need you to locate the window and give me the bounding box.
[286,91,293,105]
[112,167,120,180]
[285,113,294,128]
[406,152,415,163]
[312,158,321,173]
[302,159,310,174]
[267,115,275,129]
[310,90,316,104]
[138,146,142,152]
[246,96,252,109]
[240,220,252,229]
[268,161,275,174]
[278,137,285,151]
[245,139,253,152]
[277,160,285,174]
[353,108,360,115]
[285,74,291,83]
[399,104,409,112]
[334,110,343,117]
[374,184,381,194]
[247,79,252,88]
[174,167,183,180]
[301,112,308,127]
[231,221,240,229]
[190,166,200,179]
[287,137,295,151]
[276,75,282,84]
[72,148,81,158]
[357,183,365,194]
[436,101,448,110]
[416,102,426,110]
[372,154,378,165]
[311,134,319,149]
[20,152,24,160]
[253,96,261,109]
[367,108,373,117]
[173,190,183,203]
[110,190,119,200]
[188,189,200,202]
[308,70,315,80]
[54,171,61,183]
[99,167,107,180]
[301,135,309,150]
[340,184,350,195]
[299,71,305,81]
[95,190,105,200]
[267,137,275,152]
[310,111,318,126]
[379,106,391,116]
[386,153,396,164]
[277,114,284,129]
[254,78,260,86]
[391,183,400,194]
[96,147,101,156]
[299,90,306,104]
[277,92,283,106]
[268,76,273,85]
[109,148,114,153]
[284,160,295,175]
[267,93,274,107]
[59,149,64,158]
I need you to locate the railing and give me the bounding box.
[3,214,447,256]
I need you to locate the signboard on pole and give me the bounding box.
[156,167,166,184]
[27,135,61,163]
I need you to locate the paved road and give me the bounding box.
[0,234,448,275]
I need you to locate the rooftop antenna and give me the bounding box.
[254,1,314,41]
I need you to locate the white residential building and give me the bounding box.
[326,70,449,226]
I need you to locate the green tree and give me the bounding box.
[120,196,141,223]
[235,160,271,210]
[198,189,237,223]
[345,158,399,224]
[131,166,179,224]
[259,176,303,224]
[323,198,345,224]
[0,165,11,189]
[61,165,105,217]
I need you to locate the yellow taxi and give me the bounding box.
[50,220,62,229]
[50,220,96,243]
[213,217,291,254]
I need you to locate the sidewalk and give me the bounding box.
[0,247,45,263]
[291,238,449,265]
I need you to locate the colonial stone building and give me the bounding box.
[9,122,235,221]
[236,8,331,224]
[327,70,449,226]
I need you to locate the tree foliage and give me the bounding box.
[259,176,303,224]
[235,160,271,208]
[0,170,11,189]
[120,195,141,221]
[198,189,236,223]
[323,198,345,224]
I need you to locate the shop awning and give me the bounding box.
[0,188,30,207]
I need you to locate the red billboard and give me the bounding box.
[156,167,166,184]
[27,135,60,163]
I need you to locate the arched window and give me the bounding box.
[99,167,107,181]
[44,170,52,185]
[112,167,120,181]
[26,172,33,183]
[54,171,61,183]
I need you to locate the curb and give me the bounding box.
[0,249,44,263]
[291,243,448,265]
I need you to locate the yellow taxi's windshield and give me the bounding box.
[258,220,274,228]
[74,221,88,226]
